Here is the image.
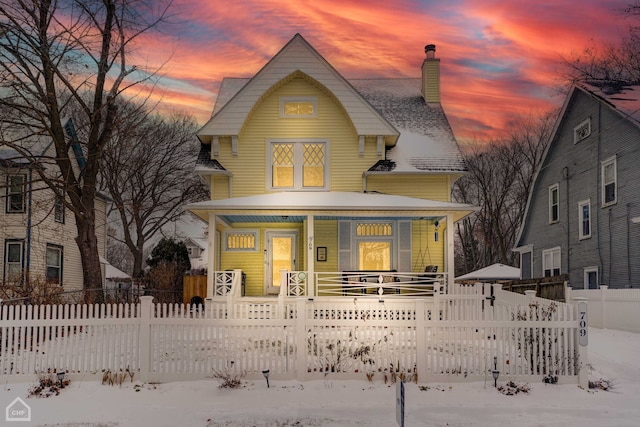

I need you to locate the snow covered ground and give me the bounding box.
[1,327,638,426]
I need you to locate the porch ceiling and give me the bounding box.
[186,191,478,224]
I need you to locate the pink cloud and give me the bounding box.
[129,0,630,141]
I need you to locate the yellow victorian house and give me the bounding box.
[187,34,475,300]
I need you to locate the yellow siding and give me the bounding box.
[312,220,338,272]
[218,221,304,296]
[366,175,452,202]
[211,175,230,200]
[214,76,381,197]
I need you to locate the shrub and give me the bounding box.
[28,371,70,398]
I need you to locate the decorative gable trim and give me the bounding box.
[212,136,219,157]
[198,34,398,142]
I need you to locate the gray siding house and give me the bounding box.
[514,82,640,289]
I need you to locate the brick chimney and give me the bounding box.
[421,44,440,103]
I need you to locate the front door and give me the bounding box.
[265,231,297,294]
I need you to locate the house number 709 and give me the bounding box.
[578,302,588,346]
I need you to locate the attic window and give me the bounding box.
[280,97,317,118]
[574,118,591,143]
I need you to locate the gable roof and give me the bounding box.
[577,81,640,127]
[198,34,398,141]
[514,81,640,248]
[198,36,465,174]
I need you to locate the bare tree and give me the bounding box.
[0,0,171,302]
[561,3,640,87]
[453,110,556,275]
[102,105,207,277]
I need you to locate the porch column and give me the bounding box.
[446,214,455,287]
[207,212,216,299]
[307,214,315,297]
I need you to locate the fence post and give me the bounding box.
[525,290,536,301]
[574,297,589,388]
[599,285,608,329]
[139,296,154,383]
[415,299,427,383]
[296,298,307,381]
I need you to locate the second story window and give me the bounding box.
[269,140,327,190]
[549,183,559,223]
[6,174,26,213]
[578,199,591,239]
[602,156,617,206]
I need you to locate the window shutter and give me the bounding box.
[521,251,532,279]
[397,221,412,272]
[338,221,351,271]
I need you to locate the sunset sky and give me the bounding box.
[136,0,632,142]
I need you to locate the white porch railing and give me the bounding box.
[313,271,446,297]
[211,270,448,300]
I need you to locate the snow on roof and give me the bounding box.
[455,263,520,281]
[212,78,251,116]
[350,79,466,173]
[185,237,208,250]
[580,82,640,126]
[188,191,472,210]
[187,191,477,224]
[105,263,131,280]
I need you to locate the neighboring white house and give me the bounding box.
[103,259,137,301]
[184,237,208,271]
[1,124,107,295]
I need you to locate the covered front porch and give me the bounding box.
[187,191,476,300]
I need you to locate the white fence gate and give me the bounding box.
[0,284,587,386]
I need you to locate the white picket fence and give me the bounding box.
[566,285,640,333]
[0,284,587,386]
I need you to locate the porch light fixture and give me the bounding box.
[262,369,270,388]
[492,356,500,388]
[433,220,440,242]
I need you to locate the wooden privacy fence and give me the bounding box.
[0,285,588,386]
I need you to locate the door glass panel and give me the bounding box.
[358,241,391,270]
[272,237,293,287]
